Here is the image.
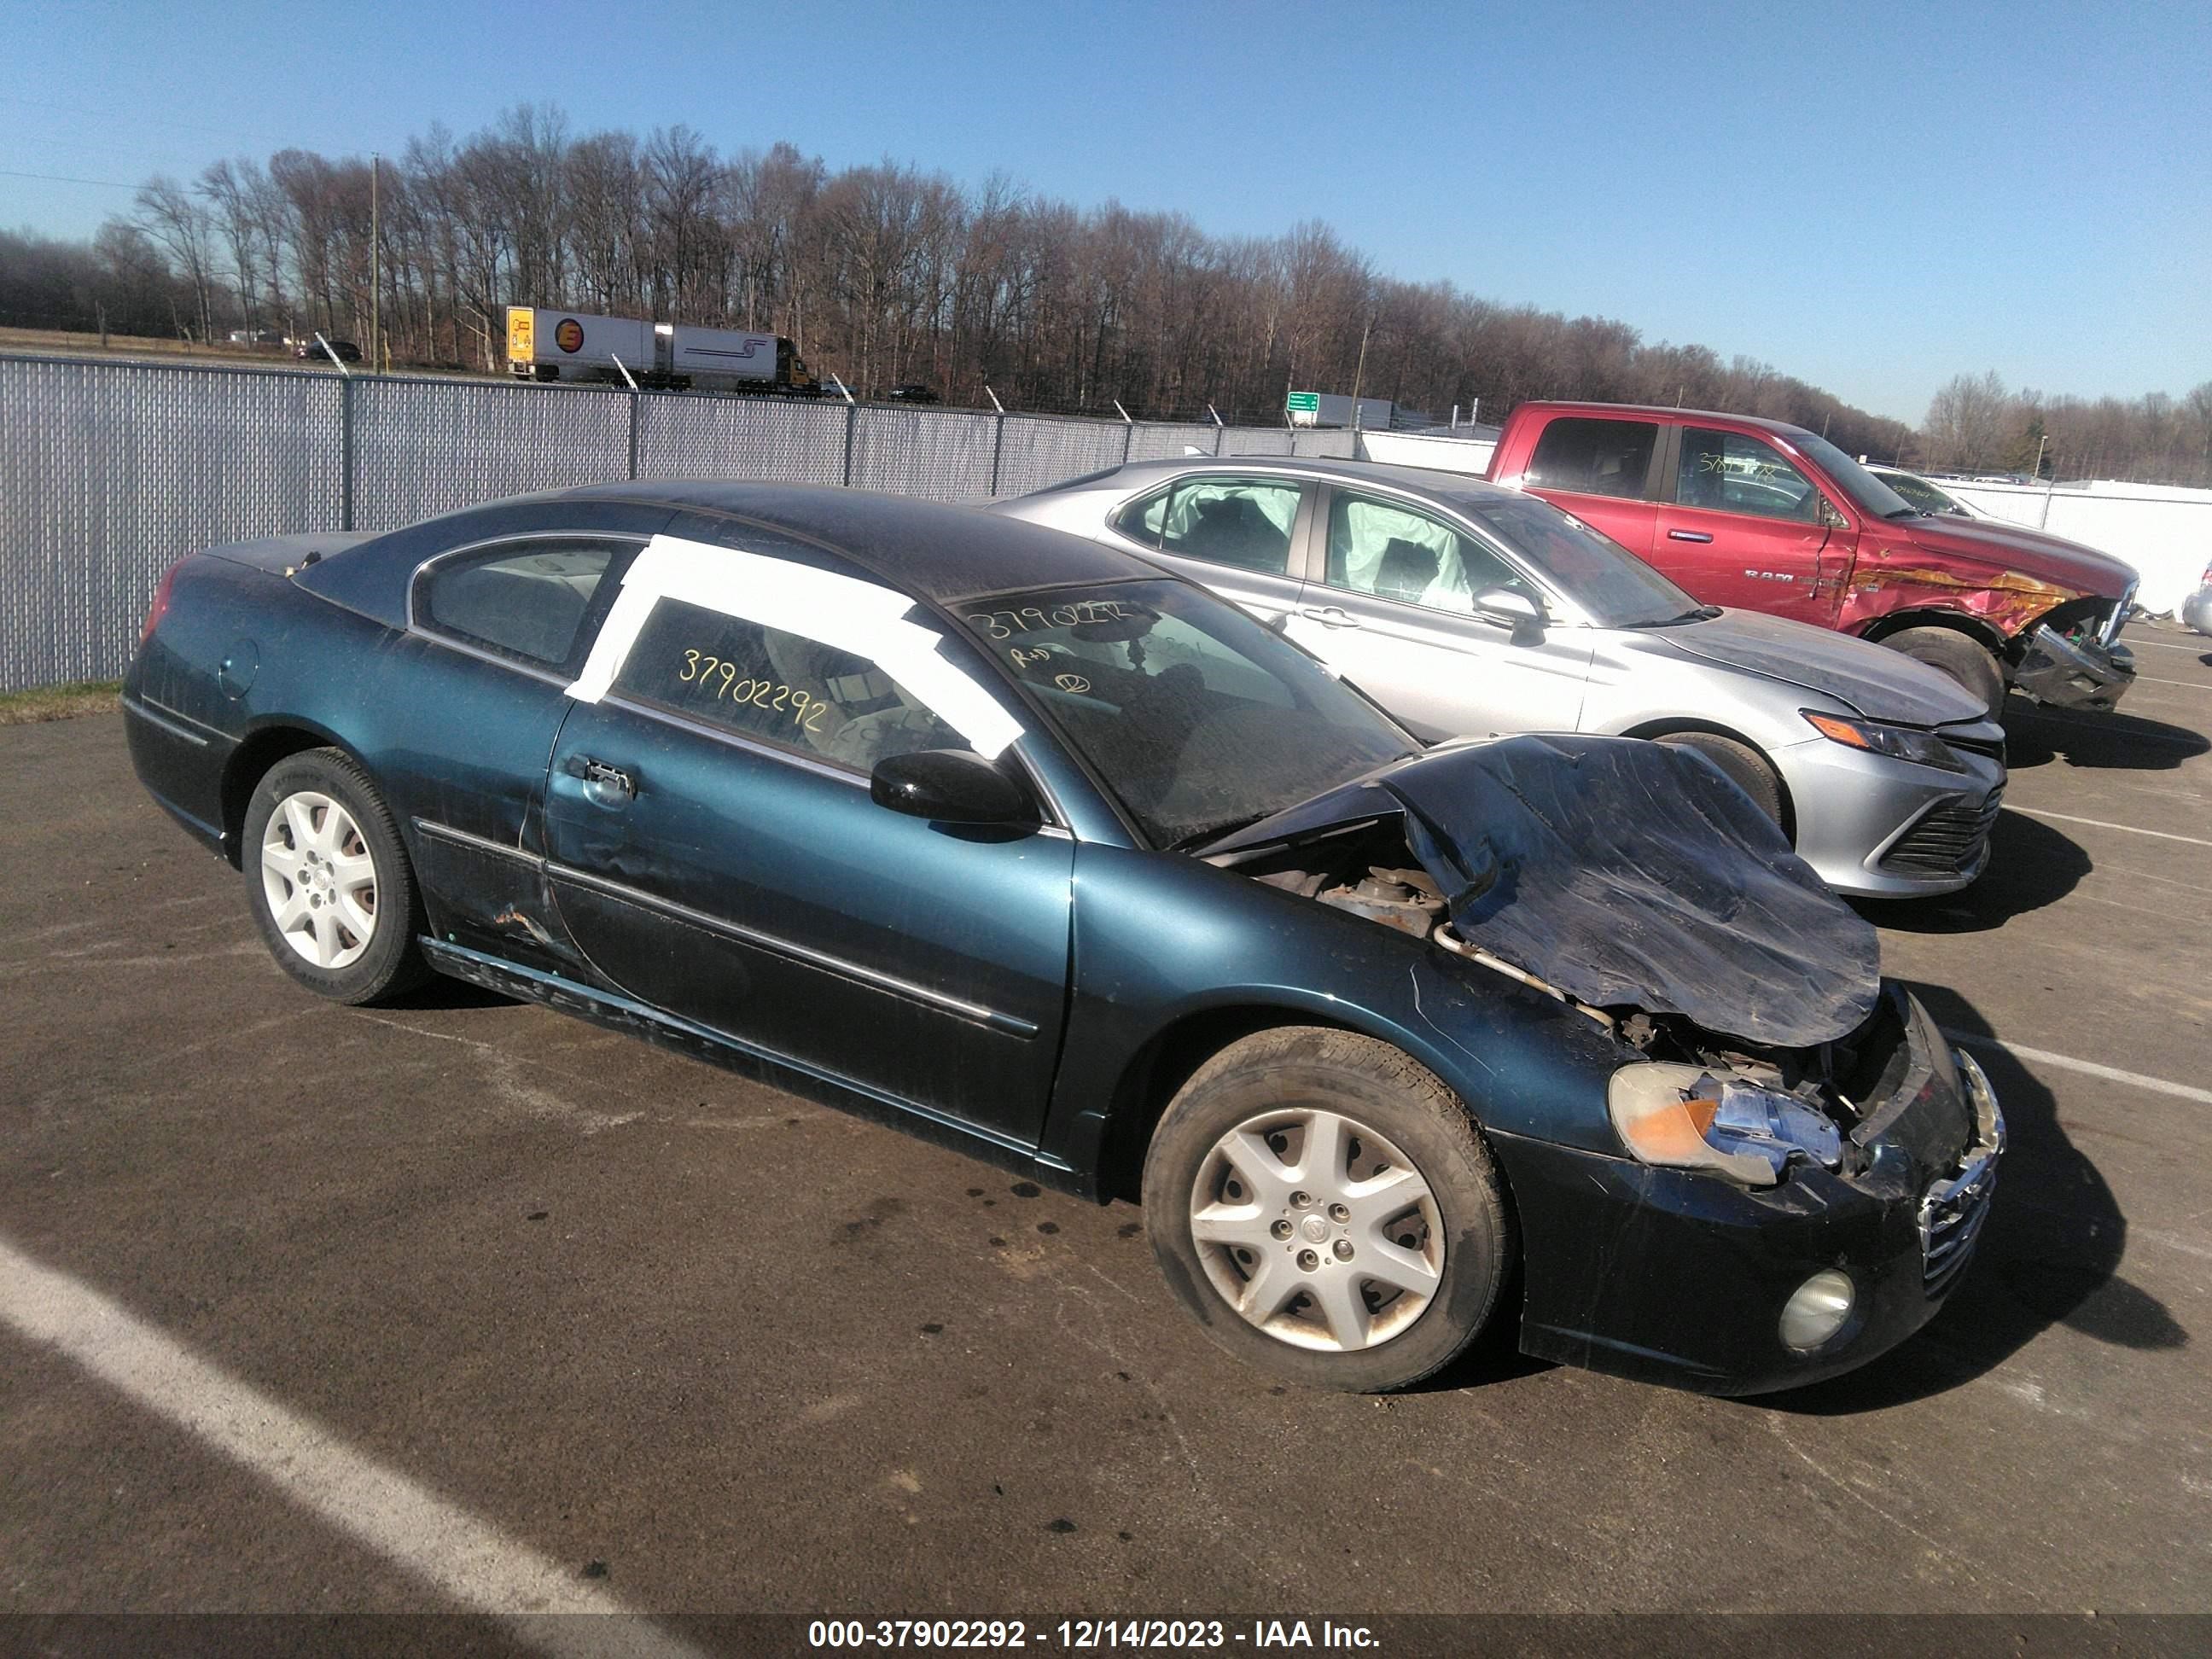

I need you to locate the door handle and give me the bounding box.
[1667,529,1714,544]
[566,754,636,805]
[1298,606,1362,628]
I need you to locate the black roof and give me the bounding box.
[561,480,1149,602]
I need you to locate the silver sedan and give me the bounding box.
[991,458,2006,899]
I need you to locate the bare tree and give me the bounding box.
[132,177,218,340]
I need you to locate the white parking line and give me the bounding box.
[2133,674,2211,690]
[1942,1031,2212,1108]
[2008,806,2212,847]
[2126,637,2209,653]
[0,1237,704,1658]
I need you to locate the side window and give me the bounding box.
[1324,492,1525,614]
[419,541,618,667]
[610,595,975,773]
[1157,477,1302,574]
[1111,488,1169,548]
[1523,417,1659,499]
[1677,428,1823,522]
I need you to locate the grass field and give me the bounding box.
[0,327,481,379]
[0,681,122,725]
[0,325,295,364]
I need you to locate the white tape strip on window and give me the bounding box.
[567,534,1026,760]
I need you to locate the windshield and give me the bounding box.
[1875,470,1966,515]
[1459,492,1703,627]
[959,579,1416,847]
[1788,430,1918,519]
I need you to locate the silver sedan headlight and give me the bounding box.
[1802,710,1968,773]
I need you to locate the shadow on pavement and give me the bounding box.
[378,975,515,1012]
[1854,810,2090,933]
[1767,985,2186,1417]
[2002,701,2207,771]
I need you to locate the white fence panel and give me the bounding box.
[1357,430,1498,477]
[849,406,996,499]
[0,358,343,688]
[993,416,1130,496]
[637,393,847,484]
[1126,424,1221,463]
[353,380,629,530]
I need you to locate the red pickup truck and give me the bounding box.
[1487,402,2138,714]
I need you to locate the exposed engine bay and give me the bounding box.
[1202,735,1946,1184]
[1201,732,1883,1051]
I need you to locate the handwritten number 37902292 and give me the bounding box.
[678,649,827,732]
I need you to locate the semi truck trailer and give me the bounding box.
[505,307,820,394]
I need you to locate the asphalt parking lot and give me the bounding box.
[3,627,2208,1636]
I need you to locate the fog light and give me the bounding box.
[1779,1268,1855,1352]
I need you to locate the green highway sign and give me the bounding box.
[1285,391,1320,413]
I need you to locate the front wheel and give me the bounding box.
[242,748,428,1004]
[1881,626,2005,717]
[1654,731,1786,829]
[1142,1027,1512,1393]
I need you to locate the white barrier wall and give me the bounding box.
[1928,480,2211,616]
[1355,429,1499,475]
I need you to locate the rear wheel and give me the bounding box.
[243,748,428,1004]
[1142,1027,1511,1393]
[1654,731,1786,828]
[1882,626,2005,716]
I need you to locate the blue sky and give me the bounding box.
[3,0,2206,423]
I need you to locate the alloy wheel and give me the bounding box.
[259,789,378,970]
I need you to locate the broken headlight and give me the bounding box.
[1802,711,1967,773]
[1609,1063,1843,1186]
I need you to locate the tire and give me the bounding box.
[1881,626,2005,717]
[242,748,428,1004]
[1653,731,1786,828]
[1141,1026,1512,1393]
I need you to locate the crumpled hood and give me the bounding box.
[1647,607,1983,725]
[1892,515,2138,599]
[1203,734,1881,1049]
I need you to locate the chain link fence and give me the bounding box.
[0,352,1387,690]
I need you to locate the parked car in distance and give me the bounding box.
[294,338,362,364]
[2183,560,2212,637]
[993,458,2007,899]
[1487,402,2139,715]
[884,383,940,403]
[123,481,2000,1397]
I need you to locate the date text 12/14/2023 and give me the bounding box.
[806,1619,1382,1650]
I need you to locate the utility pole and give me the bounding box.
[1348,314,1373,431]
[369,153,381,373]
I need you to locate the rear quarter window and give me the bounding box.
[417,542,619,667]
[1523,417,1660,500]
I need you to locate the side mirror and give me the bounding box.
[1472,587,1545,634]
[870,748,1036,828]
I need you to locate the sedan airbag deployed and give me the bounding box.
[1208,735,1881,1048]
[1390,736,1878,1046]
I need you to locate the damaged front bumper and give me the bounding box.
[1490,990,2005,1396]
[2011,624,2135,712]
